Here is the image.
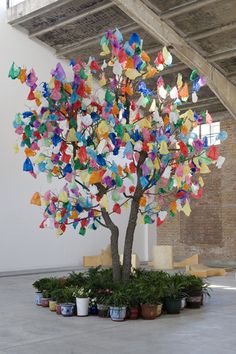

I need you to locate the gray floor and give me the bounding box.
[0,271,236,354]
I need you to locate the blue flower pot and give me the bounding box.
[60,303,75,317]
[35,292,43,306]
[89,305,98,315]
[109,306,127,321]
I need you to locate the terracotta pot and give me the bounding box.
[141,304,157,320]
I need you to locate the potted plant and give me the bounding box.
[49,296,57,312]
[73,287,91,317]
[96,289,112,318]
[169,273,189,310]
[50,288,67,315]
[164,275,185,314]
[184,275,210,308]
[66,271,86,287]
[32,277,67,307]
[89,297,98,315]
[126,282,141,319]
[107,287,128,321]
[139,285,162,320]
[41,290,51,307]
[32,277,52,306]
[60,288,76,317]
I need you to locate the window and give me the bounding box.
[200,122,220,145]
[191,122,220,146]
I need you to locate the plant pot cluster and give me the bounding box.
[33,268,210,321]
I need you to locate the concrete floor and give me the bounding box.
[0,272,236,354]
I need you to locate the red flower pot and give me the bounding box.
[129,307,139,319]
[56,304,61,315]
[41,298,50,307]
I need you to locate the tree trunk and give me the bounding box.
[122,151,147,282]
[101,208,121,282]
[122,198,139,281]
[110,225,121,282]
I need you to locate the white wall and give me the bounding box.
[0,3,148,272]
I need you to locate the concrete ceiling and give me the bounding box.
[7,0,236,118]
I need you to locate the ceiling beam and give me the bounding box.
[7,0,73,26]
[178,97,220,111]
[208,49,236,62]
[142,0,161,15]
[113,0,236,118]
[227,71,236,79]
[57,22,139,57]
[29,1,114,38]
[160,63,188,76]
[160,0,221,19]
[187,22,236,41]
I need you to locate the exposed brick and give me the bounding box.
[157,117,236,264]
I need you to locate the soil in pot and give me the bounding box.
[165,298,181,314]
[141,304,157,320]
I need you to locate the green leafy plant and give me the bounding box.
[138,284,162,305]
[163,275,185,300]
[183,275,210,297]
[62,287,76,304]
[42,290,51,299]
[107,285,128,307]
[66,272,87,287]
[73,286,91,298]
[126,281,141,308]
[32,278,53,292]
[50,288,67,303]
[33,277,68,293]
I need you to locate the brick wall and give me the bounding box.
[157,117,236,265]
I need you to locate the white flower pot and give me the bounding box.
[76,297,89,316]
[181,297,187,310]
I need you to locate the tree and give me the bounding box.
[10,29,227,282]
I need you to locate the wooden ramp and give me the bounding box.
[186,264,227,278]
